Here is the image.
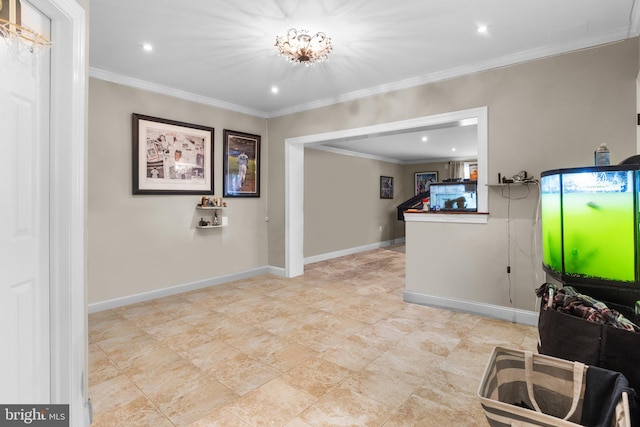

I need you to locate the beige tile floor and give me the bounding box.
[88,245,539,426]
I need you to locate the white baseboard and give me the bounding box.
[304,238,406,265]
[88,240,404,313]
[267,265,286,277]
[88,266,276,313]
[88,261,537,329]
[403,290,539,326]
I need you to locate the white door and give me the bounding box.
[0,2,51,403]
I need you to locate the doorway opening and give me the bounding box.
[284,106,488,277]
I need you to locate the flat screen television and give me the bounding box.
[541,166,640,306]
[429,181,477,212]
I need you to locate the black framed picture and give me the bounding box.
[223,129,260,198]
[414,171,438,195]
[380,176,394,199]
[132,113,214,195]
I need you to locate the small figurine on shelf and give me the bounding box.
[200,196,208,207]
[213,213,219,226]
[199,218,207,227]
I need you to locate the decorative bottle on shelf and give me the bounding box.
[594,143,610,166]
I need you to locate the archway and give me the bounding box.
[284,106,488,277]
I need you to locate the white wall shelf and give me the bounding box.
[196,205,227,228]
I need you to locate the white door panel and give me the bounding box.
[0,1,51,404]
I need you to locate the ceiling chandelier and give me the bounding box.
[275,28,333,66]
[0,19,52,51]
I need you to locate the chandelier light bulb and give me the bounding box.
[275,28,333,66]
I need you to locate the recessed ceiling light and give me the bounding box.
[477,25,488,34]
[421,136,428,142]
[142,43,153,52]
[452,148,456,152]
[271,86,279,94]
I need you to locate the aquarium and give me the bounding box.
[429,182,477,212]
[541,174,562,274]
[541,166,640,305]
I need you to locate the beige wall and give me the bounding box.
[304,149,408,257]
[267,39,639,311]
[269,39,638,267]
[88,38,639,310]
[88,79,268,304]
[303,156,473,259]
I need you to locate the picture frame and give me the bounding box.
[380,176,394,199]
[223,129,261,198]
[415,171,438,195]
[468,162,478,181]
[132,113,214,195]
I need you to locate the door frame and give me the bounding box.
[29,0,87,424]
[284,107,488,278]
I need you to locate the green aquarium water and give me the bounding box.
[548,170,636,283]
[541,175,562,273]
[562,191,635,282]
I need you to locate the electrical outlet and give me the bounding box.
[379,225,383,232]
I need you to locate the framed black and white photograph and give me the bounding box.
[132,113,214,195]
[414,171,438,195]
[223,129,260,198]
[380,176,394,199]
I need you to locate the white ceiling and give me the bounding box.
[89,0,639,162]
[309,122,478,164]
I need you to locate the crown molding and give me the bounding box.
[308,144,408,164]
[267,29,633,118]
[308,141,476,165]
[88,68,269,118]
[91,27,634,120]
